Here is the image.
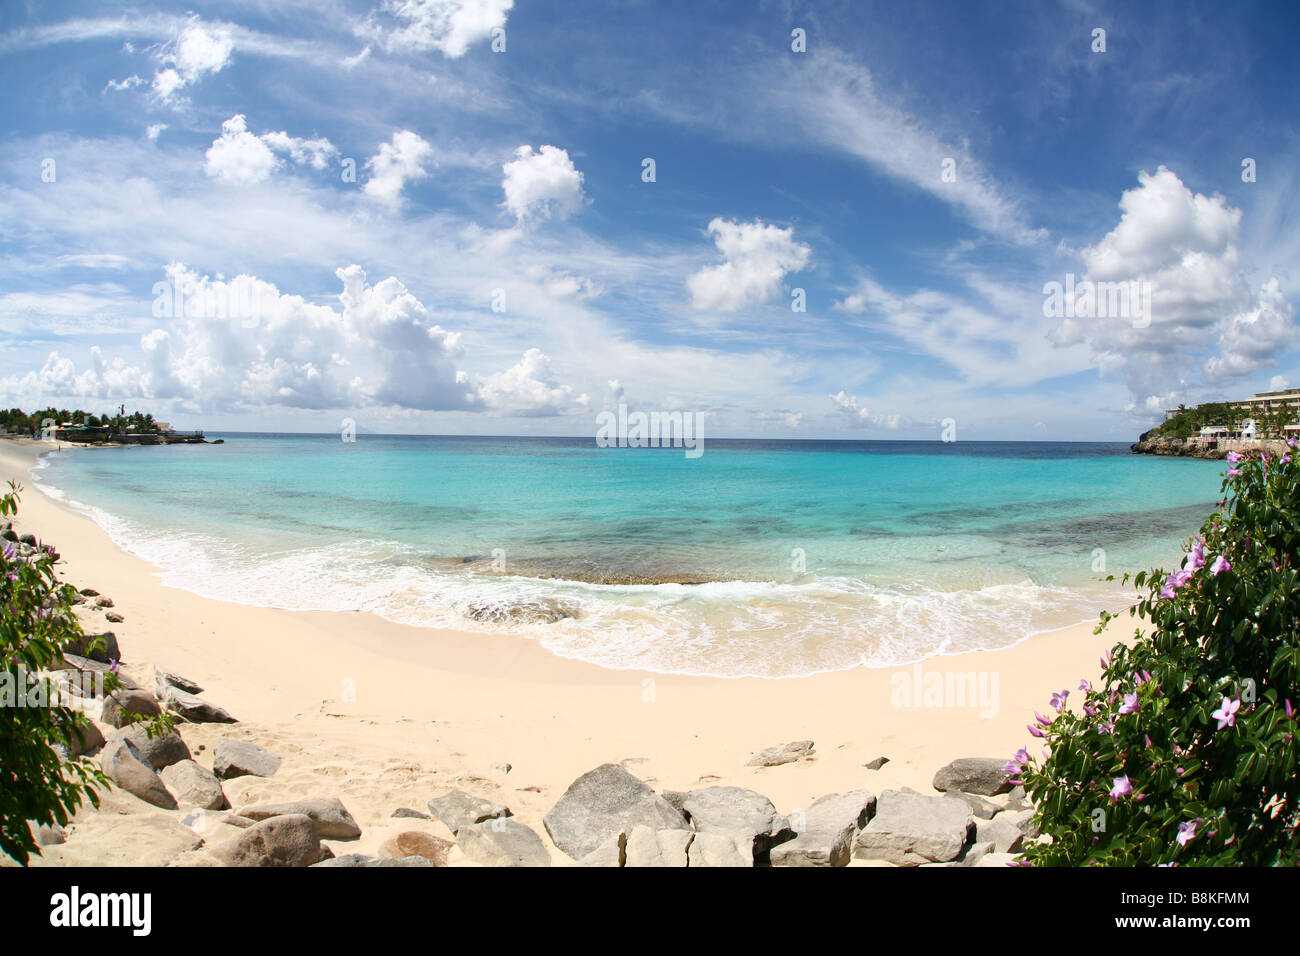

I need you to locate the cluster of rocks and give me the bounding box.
[1,522,59,562]
[1131,434,1228,459]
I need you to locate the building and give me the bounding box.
[1229,386,1300,420]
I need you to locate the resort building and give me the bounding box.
[1228,386,1300,420]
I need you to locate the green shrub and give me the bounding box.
[0,483,138,864]
[1012,444,1299,865]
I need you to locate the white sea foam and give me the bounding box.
[32,471,1120,679]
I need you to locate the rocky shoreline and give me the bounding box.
[1130,433,1229,459]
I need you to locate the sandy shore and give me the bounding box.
[1,436,1135,865]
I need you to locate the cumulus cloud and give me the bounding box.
[2,264,581,418]
[829,391,904,429]
[368,0,513,58]
[364,130,435,205]
[687,218,810,311]
[205,115,339,185]
[1049,166,1295,410]
[501,145,585,223]
[151,17,233,104]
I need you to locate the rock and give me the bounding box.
[771,789,876,867]
[100,738,177,810]
[577,832,627,867]
[212,814,326,867]
[687,831,749,867]
[864,756,890,770]
[107,725,190,770]
[854,790,974,866]
[161,686,236,723]
[1004,807,1040,838]
[160,759,226,810]
[1004,784,1031,811]
[64,718,105,757]
[943,790,1003,820]
[33,816,203,867]
[155,666,204,695]
[379,831,453,865]
[63,632,120,665]
[31,822,66,846]
[104,612,124,624]
[427,789,510,835]
[60,654,139,691]
[746,739,815,767]
[0,528,17,543]
[79,588,99,597]
[661,790,690,819]
[239,797,361,840]
[463,599,576,625]
[495,762,512,774]
[95,596,114,608]
[954,840,997,867]
[932,757,1014,796]
[100,689,162,728]
[680,786,791,864]
[975,816,1025,854]
[973,852,1020,867]
[19,533,37,546]
[625,826,692,867]
[543,763,689,860]
[212,738,281,780]
[456,818,550,867]
[391,807,430,820]
[313,854,437,868]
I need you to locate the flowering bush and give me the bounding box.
[0,484,149,864]
[1012,444,1299,865]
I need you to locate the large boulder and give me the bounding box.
[238,797,361,840]
[160,759,226,811]
[63,632,120,665]
[212,813,327,867]
[212,739,281,780]
[854,790,974,865]
[107,725,190,770]
[154,666,203,696]
[100,689,161,729]
[60,654,140,692]
[543,764,688,860]
[161,686,236,723]
[746,739,815,767]
[771,789,876,867]
[625,826,692,867]
[427,789,510,835]
[64,718,105,758]
[687,831,749,867]
[680,786,791,864]
[975,816,1026,854]
[100,738,177,810]
[456,818,551,867]
[932,757,1013,796]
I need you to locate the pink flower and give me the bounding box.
[1211,696,1240,729]
[1176,820,1199,847]
[1185,538,1205,572]
[1109,775,1133,802]
[1078,679,1092,692]
[1119,692,1140,715]
[1050,690,1069,711]
[1227,467,1241,477]
[1210,555,1231,576]
[1226,451,1242,463]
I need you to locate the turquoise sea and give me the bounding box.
[33,436,1225,678]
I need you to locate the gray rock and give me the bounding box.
[543,763,689,860]
[212,813,327,867]
[973,851,1020,867]
[745,739,815,767]
[854,790,974,866]
[100,738,177,810]
[681,786,791,864]
[65,718,105,757]
[108,725,190,770]
[239,797,361,840]
[932,757,1013,796]
[661,790,690,819]
[864,756,890,770]
[160,759,226,810]
[943,790,1003,820]
[212,738,281,780]
[63,632,120,665]
[391,807,430,820]
[975,816,1025,854]
[1004,784,1031,811]
[161,686,236,723]
[1004,807,1040,838]
[154,666,203,696]
[427,789,510,835]
[100,689,161,728]
[686,831,749,867]
[771,789,876,867]
[456,818,551,867]
[313,854,437,867]
[577,831,627,867]
[625,825,691,867]
[60,654,139,691]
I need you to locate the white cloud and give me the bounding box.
[1271,374,1290,391]
[145,123,168,141]
[501,145,585,223]
[368,0,513,58]
[1050,166,1295,408]
[364,130,435,205]
[829,391,904,429]
[476,347,583,416]
[205,115,339,185]
[151,17,233,104]
[687,218,810,311]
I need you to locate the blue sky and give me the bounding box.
[1,0,1297,439]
